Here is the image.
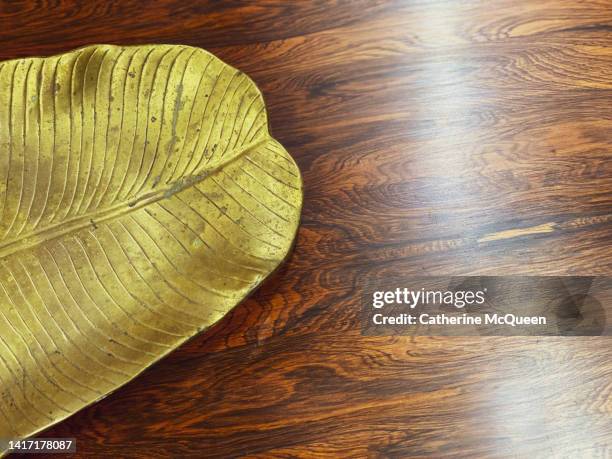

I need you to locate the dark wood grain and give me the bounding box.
[3,0,611,457]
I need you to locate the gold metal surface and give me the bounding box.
[0,44,302,447]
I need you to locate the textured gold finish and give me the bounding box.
[0,44,302,448]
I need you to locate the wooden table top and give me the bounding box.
[3,1,611,457]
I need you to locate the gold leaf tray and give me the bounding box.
[0,44,302,448]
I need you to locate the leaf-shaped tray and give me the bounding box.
[0,44,302,448]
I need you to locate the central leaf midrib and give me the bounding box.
[0,135,269,258]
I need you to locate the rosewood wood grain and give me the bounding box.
[3,0,611,458]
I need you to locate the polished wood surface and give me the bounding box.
[3,1,611,457]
